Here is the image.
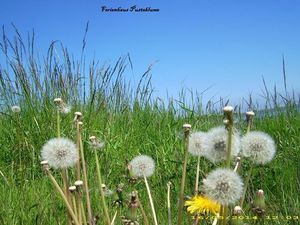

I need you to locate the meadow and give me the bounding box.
[0,30,299,225]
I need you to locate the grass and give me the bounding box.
[0,28,300,225]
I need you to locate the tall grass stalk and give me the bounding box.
[94,149,111,225]
[137,192,150,225]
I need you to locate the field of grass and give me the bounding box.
[0,31,299,225]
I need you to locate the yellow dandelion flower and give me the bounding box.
[185,195,221,215]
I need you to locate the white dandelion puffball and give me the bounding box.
[203,168,243,205]
[241,131,276,164]
[60,105,71,114]
[128,155,155,177]
[11,105,21,113]
[188,131,207,156]
[203,126,240,163]
[41,138,79,169]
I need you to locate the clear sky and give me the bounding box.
[1,0,300,106]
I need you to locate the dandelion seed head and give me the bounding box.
[128,155,155,178]
[11,105,21,113]
[203,168,243,205]
[203,127,240,163]
[241,131,276,164]
[89,136,105,150]
[59,105,71,114]
[188,131,207,156]
[41,138,78,169]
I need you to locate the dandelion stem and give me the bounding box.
[167,182,172,225]
[110,211,117,225]
[57,109,61,138]
[81,201,88,225]
[75,122,81,180]
[78,123,93,225]
[75,190,83,224]
[221,206,228,225]
[177,124,191,225]
[143,175,158,225]
[195,155,201,195]
[47,171,80,225]
[94,149,111,225]
[223,107,234,225]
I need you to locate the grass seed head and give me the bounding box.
[203,168,243,205]
[241,131,276,164]
[41,138,79,169]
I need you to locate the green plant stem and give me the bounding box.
[81,201,88,225]
[47,171,80,225]
[194,155,201,195]
[137,192,150,225]
[94,150,111,225]
[57,109,61,138]
[223,110,234,225]
[75,122,81,180]
[177,126,190,225]
[75,190,82,224]
[78,124,93,225]
[144,175,158,225]
[225,124,233,168]
[240,165,253,207]
[222,206,228,225]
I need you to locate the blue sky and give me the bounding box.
[1,0,300,106]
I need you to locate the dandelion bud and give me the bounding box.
[231,206,244,225]
[125,191,139,222]
[11,105,21,113]
[233,206,243,215]
[40,160,49,171]
[69,186,76,193]
[89,136,96,141]
[252,189,266,217]
[74,112,83,122]
[54,98,63,104]
[223,119,229,125]
[246,111,255,117]
[74,180,84,188]
[183,123,192,130]
[224,105,234,112]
